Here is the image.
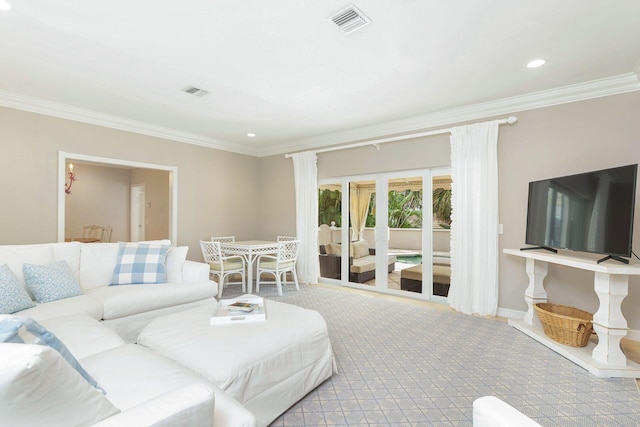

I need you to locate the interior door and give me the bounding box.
[130,184,145,241]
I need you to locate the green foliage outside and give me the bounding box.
[318,187,451,229]
[318,189,342,227]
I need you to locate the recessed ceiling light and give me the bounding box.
[527,59,546,69]
[247,133,256,138]
[0,0,12,11]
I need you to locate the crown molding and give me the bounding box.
[262,72,640,157]
[0,90,258,156]
[2,71,639,159]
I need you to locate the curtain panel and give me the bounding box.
[291,152,319,284]
[448,121,500,316]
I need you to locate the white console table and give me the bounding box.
[504,248,640,378]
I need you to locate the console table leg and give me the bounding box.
[524,258,548,326]
[592,272,629,366]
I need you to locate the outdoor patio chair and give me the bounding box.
[255,239,300,296]
[200,240,246,298]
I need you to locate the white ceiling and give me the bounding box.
[1,1,639,157]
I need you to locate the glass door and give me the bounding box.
[348,177,378,288]
[318,169,451,304]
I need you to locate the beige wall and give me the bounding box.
[498,92,640,328]
[2,91,639,329]
[261,91,640,329]
[0,106,259,262]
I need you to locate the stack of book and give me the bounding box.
[210,296,266,325]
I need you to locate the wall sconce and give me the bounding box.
[65,163,77,195]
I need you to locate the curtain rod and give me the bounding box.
[284,116,518,158]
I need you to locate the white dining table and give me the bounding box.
[220,240,278,293]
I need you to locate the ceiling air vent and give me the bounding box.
[329,5,371,34]
[182,86,209,97]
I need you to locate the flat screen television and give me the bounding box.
[524,164,638,263]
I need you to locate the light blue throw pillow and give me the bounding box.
[0,315,102,391]
[111,242,170,285]
[23,261,82,304]
[0,264,35,314]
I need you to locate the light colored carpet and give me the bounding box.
[221,283,640,426]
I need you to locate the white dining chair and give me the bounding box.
[200,240,246,298]
[255,239,300,296]
[276,235,297,242]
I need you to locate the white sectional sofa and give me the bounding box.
[0,314,256,426]
[0,240,334,426]
[0,240,216,342]
[473,396,541,427]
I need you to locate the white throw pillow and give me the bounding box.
[166,246,188,283]
[0,343,120,426]
[79,243,120,290]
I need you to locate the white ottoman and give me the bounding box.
[137,299,335,427]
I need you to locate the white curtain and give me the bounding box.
[448,120,500,316]
[349,187,373,241]
[291,152,319,284]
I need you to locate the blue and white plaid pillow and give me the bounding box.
[0,264,35,314]
[0,315,101,391]
[110,242,171,285]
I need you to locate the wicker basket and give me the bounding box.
[534,303,594,347]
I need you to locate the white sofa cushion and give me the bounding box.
[81,343,214,411]
[0,243,55,299]
[0,264,35,314]
[52,241,81,279]
[23,260,82,303]
[0,315,100,389]
[166,246,189,282]
[79,243,120,290]
[351,240,370,258]
[0,343,120,427]
[473,396,541,427]
[87,282,215,320]
[92,383,216,427]
[16,294,104,321]
[40,314,125,360]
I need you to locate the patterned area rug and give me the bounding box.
[222,283,640,426]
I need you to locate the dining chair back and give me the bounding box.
[200,240,246,298]
[211,236,235,244]
[102,226,113,243]
[255,239,300,296]
[276,236,297,242]
[82,224,105,242]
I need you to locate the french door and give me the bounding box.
[318,168,451,303]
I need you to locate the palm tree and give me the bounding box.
[432,188,451,227]
[318,189,342,226]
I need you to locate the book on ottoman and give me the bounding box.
[211,296,266,325]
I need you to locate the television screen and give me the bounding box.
[525,164,638,258]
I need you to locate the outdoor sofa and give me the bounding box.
[319,240,396,283]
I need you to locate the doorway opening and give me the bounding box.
[58,151,177,243]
